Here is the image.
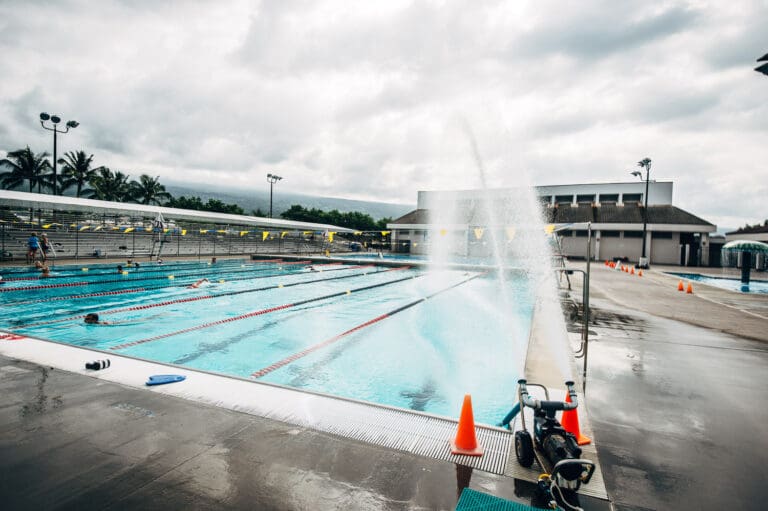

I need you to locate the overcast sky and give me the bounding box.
[0,0,765,229]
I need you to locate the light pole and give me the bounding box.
[40,112,79,195]
[267,173,282,218]
[632,157,651,269]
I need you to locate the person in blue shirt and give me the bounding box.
[27,232,40,264]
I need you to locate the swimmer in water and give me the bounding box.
[189,278,210,289]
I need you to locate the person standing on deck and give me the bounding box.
[40,233,52,263]
[26,233,40,264]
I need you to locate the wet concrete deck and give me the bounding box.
[2,259,766,509]
[568,263,768,510]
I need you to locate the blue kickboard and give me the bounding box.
[146,374,186,386]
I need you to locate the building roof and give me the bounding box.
[725,224,768,235]
[546,204,714,226]
[0,190,355,232]
[390,204,714,228]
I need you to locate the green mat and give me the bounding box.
[455,488,542,511]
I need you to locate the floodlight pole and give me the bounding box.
[40,113,79,195]
[633,158,651,269]
[267,173,283,218]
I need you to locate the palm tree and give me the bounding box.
[130,174,171,205]
[0,147,51,193]
[58,150,97,197]
[87,167,132,202]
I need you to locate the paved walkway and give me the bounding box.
[565,262,768,510]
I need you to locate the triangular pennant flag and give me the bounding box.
[93,226,103,231]
[544,224,556,234]
[240,231,249,237]
[381,231,390,236]
[303,231,312,235]
[181,229,187,236]
[200,229,208,234]
[505,227,516,240]
[353,231,362,235]
[262,231,269,241]
[281,231,288,238]
[328,232,335,243]
[473,228,484,240]
[79,225,90,231]
[439,229,447,236]
[124,227,134,233]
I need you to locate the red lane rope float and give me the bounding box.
[12,264,383,329]
[250,271,487,379]
[0,260,313,294]
[1,258,265,279]
[2,261,362,307]
[109,269,420,351]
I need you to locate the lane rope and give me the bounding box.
[11,264,381,329]
[250,271,486,379]
[109,269,419,351]
[0,261,319,304]
[0,261,312,293]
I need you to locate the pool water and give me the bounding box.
[667,272,768,294]
[0,259,534,424]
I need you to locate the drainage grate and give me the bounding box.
[262,394,513,475]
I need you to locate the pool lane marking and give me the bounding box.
[2,258,284,279]
[0,261,320,304]
[10,264,382,329]
[0,261,313,293]
[0,259,280,281]
[249,271,487,379]
[109,269,420,351]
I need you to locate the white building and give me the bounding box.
[388,181,718,266]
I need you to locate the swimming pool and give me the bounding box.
[666,272,768,294]
[0,258,534,424]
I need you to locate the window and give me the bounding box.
[601,230,621,237]
[555,195,573,205]
[623,231,643,238]
[652,232,673,239]
[623,193,642,203]
[575,230,589,237]
[599,193,619,204]
[576,194,595,203]
[559,230,574,237]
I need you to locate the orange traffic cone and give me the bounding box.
[450,395,484,456]
[561,392,591,446]
[686,283,693,294]
[677,280,684,291]
[630,267,635,275]
[638,270,643,277]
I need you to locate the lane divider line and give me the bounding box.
[109,269,419,351]
[0,261,312,293]
[11,264,382,329]
[250,271,487,379]
[5,264,375,305]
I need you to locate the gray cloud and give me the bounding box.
[0,0,765,226]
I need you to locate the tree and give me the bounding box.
[166,195,244,215]
[130,174,171,205]
[279,204,390,231]
[58,150,97,197]
[87,167,131,202]
[0,146,51,193]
